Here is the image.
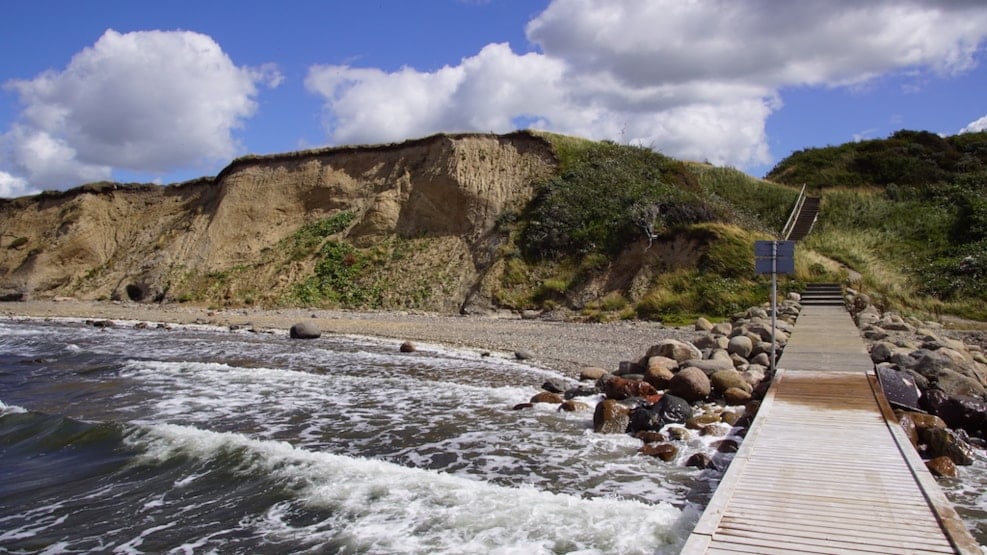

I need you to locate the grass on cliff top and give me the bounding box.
[804,186,987,321]
[763,129,987,322]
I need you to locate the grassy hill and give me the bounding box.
[766,129,987,321]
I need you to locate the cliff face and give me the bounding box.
[0,132,557,310]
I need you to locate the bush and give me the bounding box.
[520,140,713,260]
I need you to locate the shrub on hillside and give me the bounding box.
[520,141,719,260]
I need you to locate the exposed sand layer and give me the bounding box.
[1,300,696,377]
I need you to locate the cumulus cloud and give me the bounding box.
[961,116,987,134]
[0,170,36,198]
[1,29,280,191]
[306,0,987,170]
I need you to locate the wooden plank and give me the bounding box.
[717,512,950,540]
[718,518,956,548]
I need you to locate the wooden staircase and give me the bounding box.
[800,282,844,306]
[784,195,820,241]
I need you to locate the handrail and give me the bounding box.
[781,184,807,240]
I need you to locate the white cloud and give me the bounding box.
[306,0,987,171]
[961,116,987,134]
[0,170,37,198]
[1,29,281,191]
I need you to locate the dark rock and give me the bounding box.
[628,406,665,434]
[512,403,533,410]
[639,442,679,461]
[134,322,149,330]
[563,385,599,399]
[926,456,959,478]
[87,319,115,329]
[542,379,567,394]
[933,394,987,438]
[923,427,975,466]
[654,394,694,424]
[593,399,630,434]
[530,392,563,404]
[686,453,715,469]
[616,360,646,376]
[289,322,321,339]
[399,341,416,353]
[668,367,711,403]
[514,350,535,361]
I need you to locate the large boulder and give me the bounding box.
[711,369,752,395]
[668,367,711,403]
[681,358,735,377]
[602,376,658,400]
[646,340,702,364]
[653,394,694,424]
[922,427,975,466]
[727,335,754,359]
[644,365,674,390]
[593,399,630,434]
[931,394,987,438]
[289,322,321,339]
[723,387,752,405]
[912,350,987,397]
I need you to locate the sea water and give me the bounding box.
[0,318,713,554]
[2,318,984,554]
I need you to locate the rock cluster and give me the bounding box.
[848,288,987,474]
[518,297,803,467]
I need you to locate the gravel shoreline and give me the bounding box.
[1,300,697,377]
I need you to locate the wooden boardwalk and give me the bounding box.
[682,304,981,554]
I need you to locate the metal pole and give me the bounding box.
[771,241,778,375]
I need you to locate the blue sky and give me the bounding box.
[1,0,986,197]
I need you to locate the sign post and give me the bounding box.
[755,240,795,375]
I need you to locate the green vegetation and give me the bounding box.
[768,130,987,320]
[487,136,797,322]
[286,211,356,259]
[520,139,717,260]
[689,164,800,234]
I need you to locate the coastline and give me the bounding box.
[0,300,696,377]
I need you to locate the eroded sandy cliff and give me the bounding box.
[0,132,556,311]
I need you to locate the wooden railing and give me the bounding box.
[781,184,807,240]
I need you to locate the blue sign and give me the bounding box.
[754,240,795,275]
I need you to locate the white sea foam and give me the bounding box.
[131,423,688,554]
[0,399,27,414]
